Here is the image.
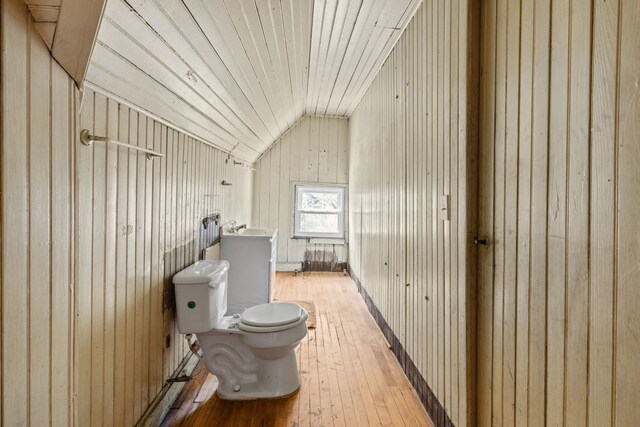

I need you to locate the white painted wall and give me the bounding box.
[477,0,640,425]
[252,116,349,271]
[348,1,476,425]
[0,2,253,423]
[75,87,253,426]
[1,2,77,424]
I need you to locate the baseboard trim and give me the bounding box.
[348,265,454,427]
[135,352,200,427]
[277,261,349,272]
[276,262,301,272]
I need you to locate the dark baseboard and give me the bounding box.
[348,265,454,427]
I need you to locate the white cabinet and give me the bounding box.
[220,228,278,315]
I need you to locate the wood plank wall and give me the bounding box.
[252,116,349,271]
[477,0,640,425]
[348,0,477,425]
[0,2,253,423]
[1,0,77,425]
[75,88,252,426]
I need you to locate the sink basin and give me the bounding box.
[221,227,276,239]
[237,228,271,236]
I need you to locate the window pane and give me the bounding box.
[300,191,339,212]
[299,213,339,234]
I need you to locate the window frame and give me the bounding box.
[293,183,347,239]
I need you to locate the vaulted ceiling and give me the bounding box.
[23,0,61,49]
[85,0,421,161]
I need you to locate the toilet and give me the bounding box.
[173,260,308,400]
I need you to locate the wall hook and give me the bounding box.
[473,237,488,246]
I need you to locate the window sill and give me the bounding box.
[292,237,347,245]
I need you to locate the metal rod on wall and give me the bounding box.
[80,129,165,159]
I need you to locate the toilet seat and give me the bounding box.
[241,303,302,326]
[238,303,308,333]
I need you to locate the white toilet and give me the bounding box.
[173,260,308,400]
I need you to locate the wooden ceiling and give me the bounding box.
[24,0,106,83]
[86,0,421,161]
[23,0,60,49]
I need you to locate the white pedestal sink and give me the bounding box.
[220,227,277,315]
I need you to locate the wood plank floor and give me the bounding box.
[161,272,433,426]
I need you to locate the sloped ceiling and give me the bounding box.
[25,0,106,83]
[86,0,421,161]
[23,0,61,49]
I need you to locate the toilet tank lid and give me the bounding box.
[173,260,229,286]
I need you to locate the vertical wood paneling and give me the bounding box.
[1,1,30,424]
[253,116,349,271]
[348,1,477,425]
[527,1,551,424]
[1,1,77,425]
[614,1,640,424]
[514,1,533,424]
[91,91,106,427]
[1,3,253,420]
[103,96,119,425]
[588,0,618,425]
[50,58,75,427]
[74,88,253,426]
[75,87,95,425]
[28,16,52,426]
[476,0,497,424]
[478,0,640,425]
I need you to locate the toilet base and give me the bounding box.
[216,383,300,401]
[196,328,303,401]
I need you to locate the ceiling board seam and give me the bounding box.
[99,15,266,148]
[338,28,398,111]
[306,0,327,113]
[92,41,244,146]
[334,5,400,112]
[218,0,282,130]
[248,0,283,115]
[345,0,424,115]
[311,0,340,112]
[235,0,284,125]
[280,0,301,119]
[316,1,364,113]
[87,62,264,157]
[323,0,365,114]
[306,114,348,119]
[256,0,296,129]
[300,0,312,110]
[118,0,270,145]
[180,0,279,138]
[323,0,385,114]
[273,0,298,126]
[83,82,255,162]
[316,0,359,114]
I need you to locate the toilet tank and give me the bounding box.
[173,260,229,334]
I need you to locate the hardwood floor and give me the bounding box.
[161,272,433,426]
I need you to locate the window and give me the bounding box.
[294,184,346,239]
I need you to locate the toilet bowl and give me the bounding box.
[197,303,308,399]
[173,260,308,400]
